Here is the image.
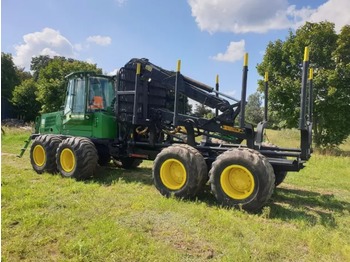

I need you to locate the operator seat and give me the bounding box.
[89,96,104,109]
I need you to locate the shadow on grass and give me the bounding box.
[84,165,349,226]
[86,165,154,186]
[85,165,219,205]
[269,187,350,227]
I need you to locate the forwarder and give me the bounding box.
[19,48,313,212]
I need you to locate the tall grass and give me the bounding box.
[266,128,350,155]
[2,127,350,261]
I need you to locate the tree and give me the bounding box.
[193,103,213,118]
[2,53,21,118]
[35,57,102,112]
[30,55,52,81]
[166,94,192,115]
[11,79,41,121]
[257,22,350,148]
[1,52,20,100]
[16,67,32,82]
[245,92,263,125]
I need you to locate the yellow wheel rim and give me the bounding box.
[220,165,255,199]
[33,145,46,167]
[60,148,76,173]
[160,159,187,190]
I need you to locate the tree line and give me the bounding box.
[257,21,350,148]
[1,54,102,121]
[2,22,349,148]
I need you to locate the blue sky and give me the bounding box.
[2,0,350,100]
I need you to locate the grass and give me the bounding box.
[265,128,350,155]
[2,127,350,261]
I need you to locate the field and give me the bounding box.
[2,127,350,261]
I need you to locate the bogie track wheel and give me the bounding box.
[56,137,98,180]
[30,135,62,174]
[153,144,207,198]
[261,142,288,187]
[209,148,275,212]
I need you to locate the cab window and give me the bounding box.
[72,78,86,113]
[88,77,115,110]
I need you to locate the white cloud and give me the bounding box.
[12,28,114,70]
[211,40,245,63]
[188,0,292,33]
[85,58,95,64]
[74,43,83,52]
[13,28,75,69]
[306,0,350,32]
[86,35,112,46]
[108,68,119,76]
[188,0,350,34]
[116,0,127,6]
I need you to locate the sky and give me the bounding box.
[2,0,350,101]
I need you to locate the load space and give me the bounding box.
[22,47,313,212]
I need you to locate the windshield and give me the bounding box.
[88,77,115,110]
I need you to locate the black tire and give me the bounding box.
[209,148,275,212]
[262,142,288,187]
[152,144,207,198]
[112,157,143,169]
[173,144,208,193]
[96,144,111,166]
[30,135,62,174]
[56,137,98,180]
[274,169,287,187]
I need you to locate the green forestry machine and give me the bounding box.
[20,47,313,212]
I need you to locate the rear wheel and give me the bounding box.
[30,135,62,174]
[56,137,98,180]
[153,144,207,198]
[209,148,275,212]
[262,142,288,187]
[274,169,288,187]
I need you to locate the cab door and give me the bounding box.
[62,76,93,137]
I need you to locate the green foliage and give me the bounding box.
[245,92,263,125]
[166,94,192,115]
[15,67,32,82]
[36,57,102,113]
[11,79,41,121]
[2,128,350,261]
[1,52,20,100]
[257,22,350,148]
[3,54,103,119]
[193,103,213,118]
[30,55,52,81]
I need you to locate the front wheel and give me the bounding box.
[209,148,275,212]
[30,135,62,174]
[56,137,98,180]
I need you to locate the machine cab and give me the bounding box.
[64,72,115,115]
[62,72,116,138]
